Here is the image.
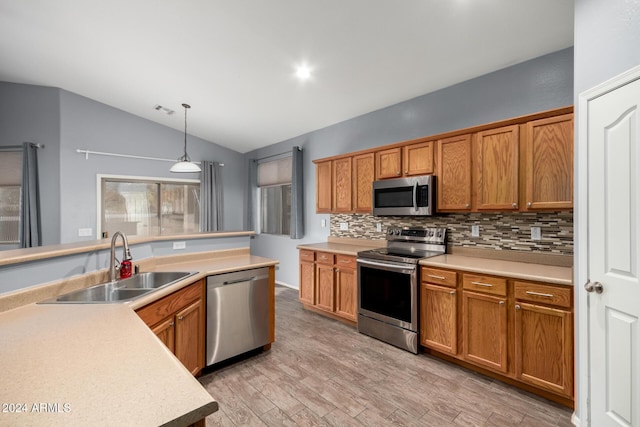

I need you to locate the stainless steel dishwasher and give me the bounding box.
[206,267,270,365]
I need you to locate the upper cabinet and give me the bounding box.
[437,134,472,211]
[522,114,574,210]
[352,153,375,213]
[475,125,520,211]
[314,107,573,214]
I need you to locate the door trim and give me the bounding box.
[577,63,640,427]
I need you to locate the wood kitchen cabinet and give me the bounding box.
[436,134,472,211]
[461,274,508,373]
[299,250,315,305]
[475,125,520,210]
[298,249,358,324]
[352,153,375,213]
[403,141,434,176]
[420,267,458,355]
[522,114,574,210]
[316,160,332,213]
[376,147,402,179]
[332,157,352,212]
[136,280,206,376]
[514,281,574,397]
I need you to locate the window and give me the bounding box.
[258,156,292,236]
[100,176,200,238]
[0,150,22,244]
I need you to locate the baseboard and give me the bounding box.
[275,280,298,290]
[571,413,580,426]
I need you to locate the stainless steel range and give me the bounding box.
[357,226,447,353]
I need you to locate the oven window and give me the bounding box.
[360,265,412,323]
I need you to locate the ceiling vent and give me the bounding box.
[153,104,175,115]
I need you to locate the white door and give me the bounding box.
[582,71,640,426]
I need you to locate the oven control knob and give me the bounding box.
[388,229,394,235]
[394,229,401,235]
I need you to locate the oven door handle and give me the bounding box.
[413,181,418,212]
[357,258,416,274]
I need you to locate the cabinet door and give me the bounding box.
[332,157,352,212]
[403,141,434,176]
[462,291,508,373]
[316,160,332,213]
[151,317,175,354]
[315,264,335,312]
[515,302,573,397]
[174,299,204,376]
[420,284,457,355]
[376,147,402,179]
[299,260,315,305]
[352,153,375,213]
[523,114,573,210]
[437,134,472,211]
[335,267,357,321]
[475,125,519,210]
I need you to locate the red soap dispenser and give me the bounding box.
[119,248,133,279]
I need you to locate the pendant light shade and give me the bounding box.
[170,103,201,173]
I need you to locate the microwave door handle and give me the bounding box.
[413,181,418,211]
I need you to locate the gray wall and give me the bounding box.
[248,47,574,288]
[0,82,61,246]
[573,0,640,422]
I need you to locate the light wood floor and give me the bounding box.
[199,286,573,426]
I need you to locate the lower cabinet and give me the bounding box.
[298,250,357,323]
[136,280,206,376]
[419,266,574,407]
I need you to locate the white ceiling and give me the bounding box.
[0,1,574,154]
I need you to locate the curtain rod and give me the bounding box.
[0,143,44,151]
[76,149,224,167]
[253,146,301,163]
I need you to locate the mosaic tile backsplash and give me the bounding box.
[330,211,574,256]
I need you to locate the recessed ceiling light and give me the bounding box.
[295,65,312,80]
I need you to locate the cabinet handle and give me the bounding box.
[515,304,521,310]
[465,204,470,208]
[512,203,517,208]
[339,260,351,264]
[527,202,532,208]
[396,172,401,176]
[525,291,554,298]
[177,316,184,321]
[428,274,446,280]
[335,268,340,273]
[499,301,505,306]
[471,281,493,287]
[449,291,455,296]
[169,321,175,327]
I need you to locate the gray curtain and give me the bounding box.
[244,158,257,231]
[200,161,223,232]
[20,142,42,248]
[290,146,304,239]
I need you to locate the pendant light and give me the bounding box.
[170,103,201,173]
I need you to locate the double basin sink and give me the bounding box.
[40,271,197,304]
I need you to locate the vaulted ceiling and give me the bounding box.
[0,1,574,153]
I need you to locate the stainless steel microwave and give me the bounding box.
[372,175,435,216]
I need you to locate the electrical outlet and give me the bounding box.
[173,241,186,250]
[321,219,326,228]
[531,227,541,241]
[471,225,480,237]
[376,223,382,232]
[78,228,92,237]
[339,222,349,231]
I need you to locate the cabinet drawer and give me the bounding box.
[335,254,356,269]
[316,252,335,265]
[300,250,315,262]
[136,281,203,327]
[462,274,507,296]
[421,267,457,288]
[514,281,572,309]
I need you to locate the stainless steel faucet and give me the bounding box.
[109,231,131,282]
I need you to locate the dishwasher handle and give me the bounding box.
[223,276,256,286]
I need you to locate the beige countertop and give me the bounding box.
[0,249,279,426]
[420,254,573,286]
[297,237,385,256]
[0,304,217,426]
